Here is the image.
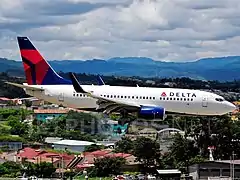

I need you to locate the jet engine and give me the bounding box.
[138,106,166,119]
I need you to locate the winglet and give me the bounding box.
[97,75,105,85]
[69,72,87,93]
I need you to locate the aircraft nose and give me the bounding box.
[225,102,237,112]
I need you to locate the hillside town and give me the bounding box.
[0,88,239,179]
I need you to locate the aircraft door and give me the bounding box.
[202,97,208,107]
[58,93,64,102]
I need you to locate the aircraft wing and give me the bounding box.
[69,73,141,114]
[5,82,44,91]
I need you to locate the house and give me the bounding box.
[77,150,140,172]
[0,97,12,106]
[34,109,69,121]
[52,139,101,152]
[16,147,75,168]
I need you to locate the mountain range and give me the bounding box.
[1,56,240,81]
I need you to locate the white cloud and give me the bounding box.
[1,0,240,61]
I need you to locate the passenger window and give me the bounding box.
[184,98,186,101]
[160,97,162,100]
[149,97,152,100]
[166,98,169,100]
[104,95,106,97]
[128,96,130,99]
[153,97,155,100]
[125,96,127,98]
[121,96,123,98]
[132,96,134,99]
[170,98,172,100]
[140,96,142,99]
[146,97,148,99]
[180,98,183,101]
[177,98,179,101]
[173,98,176,100]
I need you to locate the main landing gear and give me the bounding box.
[117,110,137,125]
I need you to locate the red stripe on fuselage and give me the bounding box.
[20,50,49,85]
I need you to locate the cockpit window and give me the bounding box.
[215,98,224,102]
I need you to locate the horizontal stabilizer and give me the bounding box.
[5,82,44,91]
[69,73,87,93]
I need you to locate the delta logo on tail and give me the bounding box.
[161,92,197,97]
[17,37,71,85]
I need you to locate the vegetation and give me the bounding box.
[92,157,126,177]
[0,161,22,177]
[84,144,104,152]
[28,110,107,143]
[22,162,56,178]
[113,115,240,174]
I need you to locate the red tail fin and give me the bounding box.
[17,37,71,85]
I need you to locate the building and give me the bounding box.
[77,150,140,171]
[0,97,11,107]
[189,160,240,180]
[16,147,75,168]
[0,141,22,151]
[52,139,100,152]
[34,109,69,121]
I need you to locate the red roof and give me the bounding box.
[17,148,46,159]
[17,148,74,161]
[0,97,11,101]
[87,150,111,157]
[105,153,132,158]
[34,109,69,114]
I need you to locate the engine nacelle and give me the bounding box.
[138,106,166,119]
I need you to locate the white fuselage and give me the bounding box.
[23,84,236,116]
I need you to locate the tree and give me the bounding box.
[167,133,199,173]
[84,144,104,152]
[7,115,28,136]
[0,161,22,177]
[114,137,134,153]
[93,157,126,177]
[133,137,161,170]
[23,162,56,178]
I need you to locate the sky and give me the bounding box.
[1,0,240,62]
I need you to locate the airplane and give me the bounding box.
[5,36,236,120]
[69,72,236,119]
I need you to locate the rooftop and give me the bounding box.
[53,139,98,146]
[0,97,11,101]
[34,109,69,114]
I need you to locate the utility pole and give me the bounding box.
[233,151,236,180]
